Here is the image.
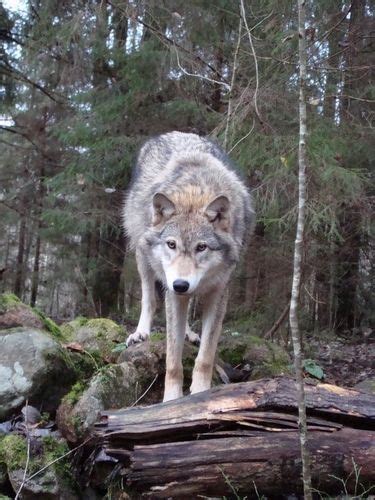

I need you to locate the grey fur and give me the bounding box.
[123,131,254,401]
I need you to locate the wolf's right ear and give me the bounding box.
[152,192,176,226]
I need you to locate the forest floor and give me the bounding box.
[307,332,374,389]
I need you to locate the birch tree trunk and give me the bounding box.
[289,1,312,498]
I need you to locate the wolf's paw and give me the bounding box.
[126,330,150,346]
[185,328,200,345]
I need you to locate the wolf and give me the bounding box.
[123,131,254,401]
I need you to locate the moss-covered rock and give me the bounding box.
[0,294,44,331]
[0,434,77,499]
[59,317,88,342]
[0,294,22,315]
[0,328,76,419]
[65,318,126,362]
[219,332,291,379]
[119,338,199,393]
[56,362,140,443]
[0,293,63,340]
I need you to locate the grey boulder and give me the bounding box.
[0,328,73,419]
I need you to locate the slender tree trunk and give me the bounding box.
[14,216,26,297]
[289,2,312,498]
[30,164,45,307]
[30,233,41,307]
[334,0,365,333]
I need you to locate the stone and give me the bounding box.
[0,328,75,419]
[0,294,44,331]
[354,377,375,395]
[218,332,291,379]
[64,318,126,362]
[1,434,77,499]
[57,338,199,443]
[0,294,62,340]
[56,363,139,443]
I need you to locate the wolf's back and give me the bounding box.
[123,132,254,249]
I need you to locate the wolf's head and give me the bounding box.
[145,192,239,295]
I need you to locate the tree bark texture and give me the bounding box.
[92,377,375,498]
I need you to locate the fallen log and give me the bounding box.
[92,377,375,498]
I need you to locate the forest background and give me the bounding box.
[0,0,374,341]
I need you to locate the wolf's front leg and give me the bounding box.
[126,249,156,346]
[164,291,189,401]
[190,286,228,394]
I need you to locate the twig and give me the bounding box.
[264,302,290,340]
[224,17,242,151]
[15,401,31,500]
[174,46,230,91]
[303,285,326,305]
[131,374,159,407]
[24,437,92,483]
[239,0,262,125]
[228,119,255,153]
[107,0,226,81]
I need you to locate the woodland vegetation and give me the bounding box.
[1,0,374,337]
[0,1,374,498]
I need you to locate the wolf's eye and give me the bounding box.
[167,240,176,249]
[196,243,207,252]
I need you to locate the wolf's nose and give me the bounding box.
[173,279,190,293]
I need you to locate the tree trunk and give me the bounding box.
[334,0,366,333]
[13,216,26,297]
[92,377,375,498]
[30,164,45,307]
[289,1,312,496]
[30,233,41,307]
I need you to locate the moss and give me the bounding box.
[0,293,21,314]
[85,318,122,336]
[0,434,76,493]
[68,350,98,379]
[97,364,120,387]
[42,436,76,490]
[32,307,63,339]
[0,435,27,472]
[63,381,87,406]
[60,317,88,341]
[219,343,247,366]
[150,331,166,342]
[0,294,64,343]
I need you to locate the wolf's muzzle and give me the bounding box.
[173,279,190,293]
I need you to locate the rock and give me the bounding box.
[0,294,43,330]
[218,332,291,379]
[0,294,62,340]
[57,337,199,443]
[0,459,7,490]
[63,318,126,362]
[0,328,75,419]
[119,335,199,393]
[56,363,139,443]
[59,317,88,342]
[0,434,77,499]
[354,377,375,395]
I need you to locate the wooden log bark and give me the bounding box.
[92,377,375,498]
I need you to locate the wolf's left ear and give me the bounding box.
[205,195,230,231]
[152,192,175,226]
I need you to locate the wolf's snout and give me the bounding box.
[173,279,190,293]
